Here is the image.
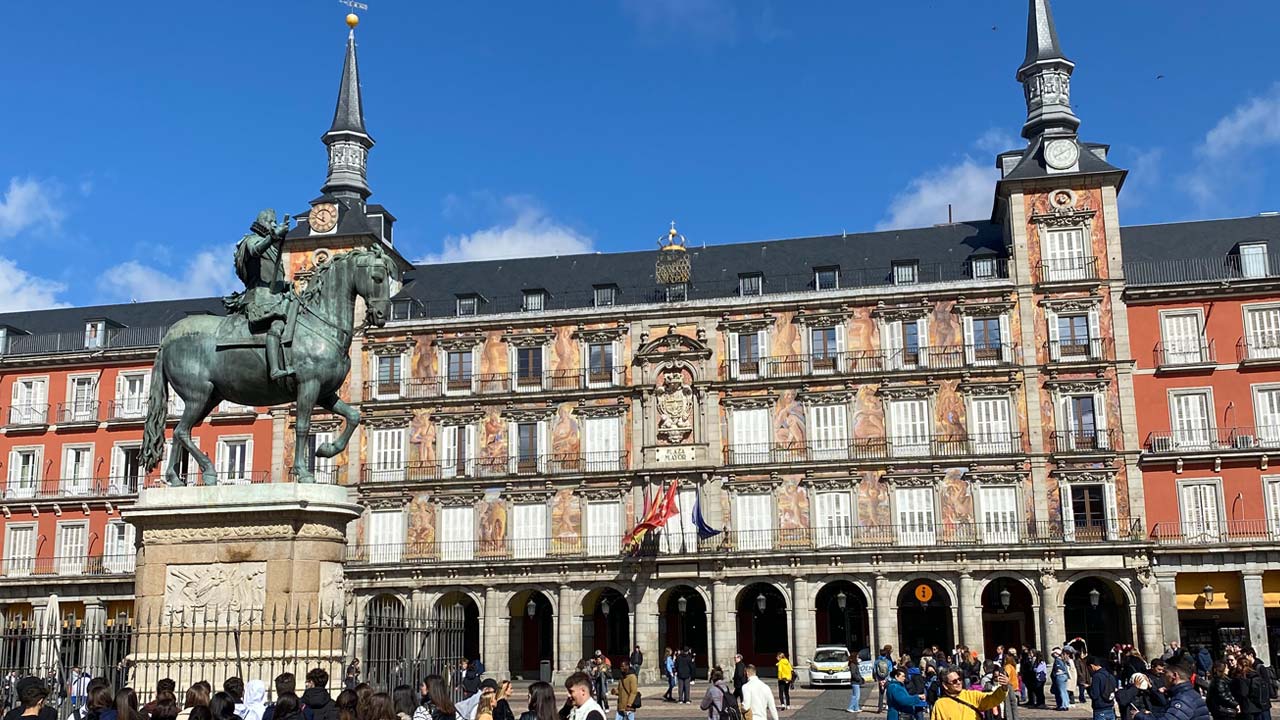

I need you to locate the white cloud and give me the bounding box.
[619,0,782,44]
[1185,83,1280,210]
[98,246,238,303]
[876,158,998,231]
[0,177,64,239]
[973,129,1020,155]
[421,196,593,264]
[0,256,68,311]
[1200,83,1280,160]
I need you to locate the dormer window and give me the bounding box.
[0,327,8,355]
[522,289,546,312]
[594,285,617,308]
[665,283,688,303]
[971,256,998,279]
[815,267,840,291]
[1241,242,1270,279]
[892,261,919,286]
[84,321,106,349]
[739,273,763,297]
[456,295,479,317]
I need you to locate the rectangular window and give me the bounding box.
[586,500,621,557]
[512,502,549,559]
[1266,478,1280,537]
[1256,387,1280,447]
[665,283,688,302]
[376,355,402,397]
[971,257,998,279]
[734,331,762,377]
[3,525,35,577]
[809,327,842,373]
[593,285,617,307]
[62,445,94,496]
[110,444,143,493]
[440,505,475,561]
[367,509,405,563]
[1057,315,1091,357]
[884,318,928,370]
[731,407,771,464]
[1246,306,1280,360]
[1170,390,1213,449]
[369,428,406,483]
[970,317,1004,363]
[1241,243,1270,279]
[661,487,698,554]
[1179,482,1222,543]
[305,432,337,484]
[1160,311,1205,365]
[813,491,853,548]
[1066,484,1114,540]
[739,274,763,297]
[456,296,478,317]
[587,343,614,386]
[892,261,919,285]
[68,377,97,422]
[104,520,136,573]
[1043,227,1088,281]
[1059,394,1104,451]
[734,492,773,551]
[582,416,621,471]
[5,449,40,499]
[522,290,545,312]
[84,321,105,349]
[446,350,473,392]
[10,377,48,426]
[216,438,252,484]
[889,399,930,458]
[55,522,88,575]
[970,397,1013,454]
[439,424,475,479]
[516,347,543,389]
[517,422,539,473]
[115,372,147,419]
[815,267,839,290]
[807,403,848,460]
[895,487,936,545]
[980,485,1019,543]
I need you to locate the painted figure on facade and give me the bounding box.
[137,212,398,486]
[225,209,295,380]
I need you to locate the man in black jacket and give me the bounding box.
[1245,648,1276,720]
[1136,657,1210,720]
[1088,656,1119,720]
[630,646,644,672]
[675,649,695,704]
[732,655,747,701]
[301,668,338,720]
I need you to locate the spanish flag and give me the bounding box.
[622,481,680,554]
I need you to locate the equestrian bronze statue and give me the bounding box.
[138,209,398,485]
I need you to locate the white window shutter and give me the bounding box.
[1060,482,1075,541]
[1103,483,1119,539]
[962,316,975,364]
[882,321,901,370]
[728,331,740,378]
[916,317,929,367]
[1088,309,1101,357]
[1094,392,1110,449]
[757,330,769,377]
[464,425,476,475]
[440,425,458,478]
[507,421,519,474]
[1047,310,1060,360]
[999,315,1012,362]
[1266,481,1280,536]
[835,325,847,356]
[536,420,548,472]
[611,340,622,385]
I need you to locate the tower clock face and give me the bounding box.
[309,203,339,233]
[1044,138,1080,170]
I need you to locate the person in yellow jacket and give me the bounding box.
[776,652,794,710]
[929,668,1010,720]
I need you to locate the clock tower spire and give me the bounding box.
[321,15,374,200]
[1016,0,1080,142]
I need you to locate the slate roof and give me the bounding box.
[4,215,1280,337]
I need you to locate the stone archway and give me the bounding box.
[365,594,407,689]
[1064,576,1133,651]
[737,583,788,674]
[897,579,954,657]
[658,585,709,676]
[981,577,1036,654]
[583,588,630,667]
[437,591,482,663]
[508,589,554,679]
[815,581,871,653]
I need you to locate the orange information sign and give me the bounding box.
[915,584,934,603]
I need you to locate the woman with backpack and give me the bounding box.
[1233,658,1267,720]
[1207,662,1240,720]
[698,668,731,720]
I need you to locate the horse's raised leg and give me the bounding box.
[292,379,321,483]
[315,392,360,459]
[171,391,221,486]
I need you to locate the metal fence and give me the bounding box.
[0,602,465,709]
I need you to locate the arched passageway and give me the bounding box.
[365,595,407,688]
[815,581,870,653]
[1064,577,1132,651]
[658,586,708,677]
[437,591,482,664]
[583,588,630,667]
[508,590,554,679]
[897,580,953,657]
[736,583,788,674]
[981,579,1036,654]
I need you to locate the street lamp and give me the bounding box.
[999,588,1011,611]
[677,594,688,648]
[677,596,688,614]
[526,599,537,619]
[601,598,611,617]
[1203,585,1215,605]
[756,593,767,614]
[836,591,848,610]
[1088,588,1101,609]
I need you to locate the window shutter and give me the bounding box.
[1046,310,1060,360]
[1267,480,1280,537]
[463,425,476,475]
[215,441,227,480]
[962,317,975,364]
[999,314,1012,362]
[916,318,929,367]
[513,503,548,559]
[441,506,474,561]
[980,486,1019,543]
[1103,483,1120,540]
[536,420,549,473]
[440,425,458,478]
[611,340,622,385]
[835,325,847,357]
[1088,309,1101,358]
[883,321,902,370]
[756,330,769,377]
[728,331,740,378]
[1060,482,1075,541]
[507,421,519,474]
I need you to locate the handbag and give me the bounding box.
[633,692,642,709]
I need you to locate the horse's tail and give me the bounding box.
[139,345,169,472]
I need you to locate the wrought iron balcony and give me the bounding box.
[1039,257,1099,284]
[5,404,48,428]
[719,344,1018,381]
[106,399,148,422]
[0,325,165,358]
[360,451,630,483]
[56,401,101,425]
[1126,253,1280,287]
[1237,335,1280,363]
[1,475,141,502]
[0,554,136,579]
[1047,337,1109,363]
[724,433,1024,466]
[1150,519,1280,546]
[1154,340,1215,369]
[362,367,628,401]
[1049,429,1117,454]
[1143,427,1280,454]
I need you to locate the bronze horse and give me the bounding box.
[139,245,397,485]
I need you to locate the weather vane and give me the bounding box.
[338,0,368,9]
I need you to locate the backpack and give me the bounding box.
[874,658,891,681]
[1255,674,1272,710]
[713,692,745,720]
[1262,665,1280,700]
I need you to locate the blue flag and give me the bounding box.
[692,493,721,539]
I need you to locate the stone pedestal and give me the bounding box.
[124,483,361,691]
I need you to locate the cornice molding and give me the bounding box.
[502,331,555,347]
[573,402,628,418]
[1053,468,1117,485]
[364,414,412,429]
[721,394,779,410]
[369,339,415,356]
[876,383,938,400]
[500,406,557,422]
[871,301,930,322]
[572,324,628,343]
[794,307,851,328]
[717,315,776,333]
[434,333,486,351]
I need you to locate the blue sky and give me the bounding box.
[4,1,1280,310]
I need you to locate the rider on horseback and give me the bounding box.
[225,208,295,381]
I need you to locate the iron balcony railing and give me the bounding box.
[1150,519,1280,546]
[361,451,630,483]
[1047,337,1110,363]
[1039,257,1099,284]
[385,259,1011,321]
[724,433,1024,465]
[719,343,1018,380]
[1,475,141,501]
[362,366,629,401]
[1125,252,1280,287]
[0,554,136,579]
[1145,426,1280,453]
[56,401,101,424]
[5,404,48,428]
[1155,340,1215,368]
[345,517,1144,566]
[106,399,148,422]
[1237,334,1280,363]
[0,325,166,358]
[1049,429,1117,453]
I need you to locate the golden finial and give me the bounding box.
[658,220,687,252]
[346,13,359,28]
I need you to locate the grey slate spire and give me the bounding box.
[1015,0,1080,141]
[322,27,375,200]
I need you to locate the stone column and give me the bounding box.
[557,584,582,675]
[1156,575,1181,647]
[82,599,107,675]
[792,576,814,668]
[1039,572,1061,649]
[874,575,895,652]
[958,572,981,651]
[1137,574,1164,660]
[483,587,511,680]
[634,587,661,684]
[712,580,736,669]
[1244,572,1272,663]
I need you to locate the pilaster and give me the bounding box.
[1039,571,1061,649]
[634,586,661,684]
[712,579,736,669]
[1244,572,1271,663]
[874,574,894,653]
[958,571,981,649]
[1156,574,1181,647]
[792,576,815,667]
[1137,574,1164,659]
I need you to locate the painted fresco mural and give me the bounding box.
[935,380,967,438]
[774,390,806,447]
[1023,187,1109,280]
[410,408,436,465]
[478,497,508,556]
[407,493,437,555]
[776,475,810,531]
[858,471,892,527]
[481,410,508,464]
[929,301,963,349]
[771,312,802,359]
[852,385,886,440]
[938,467,973,528]
[549,489,581,553]
[551,404,580,457]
